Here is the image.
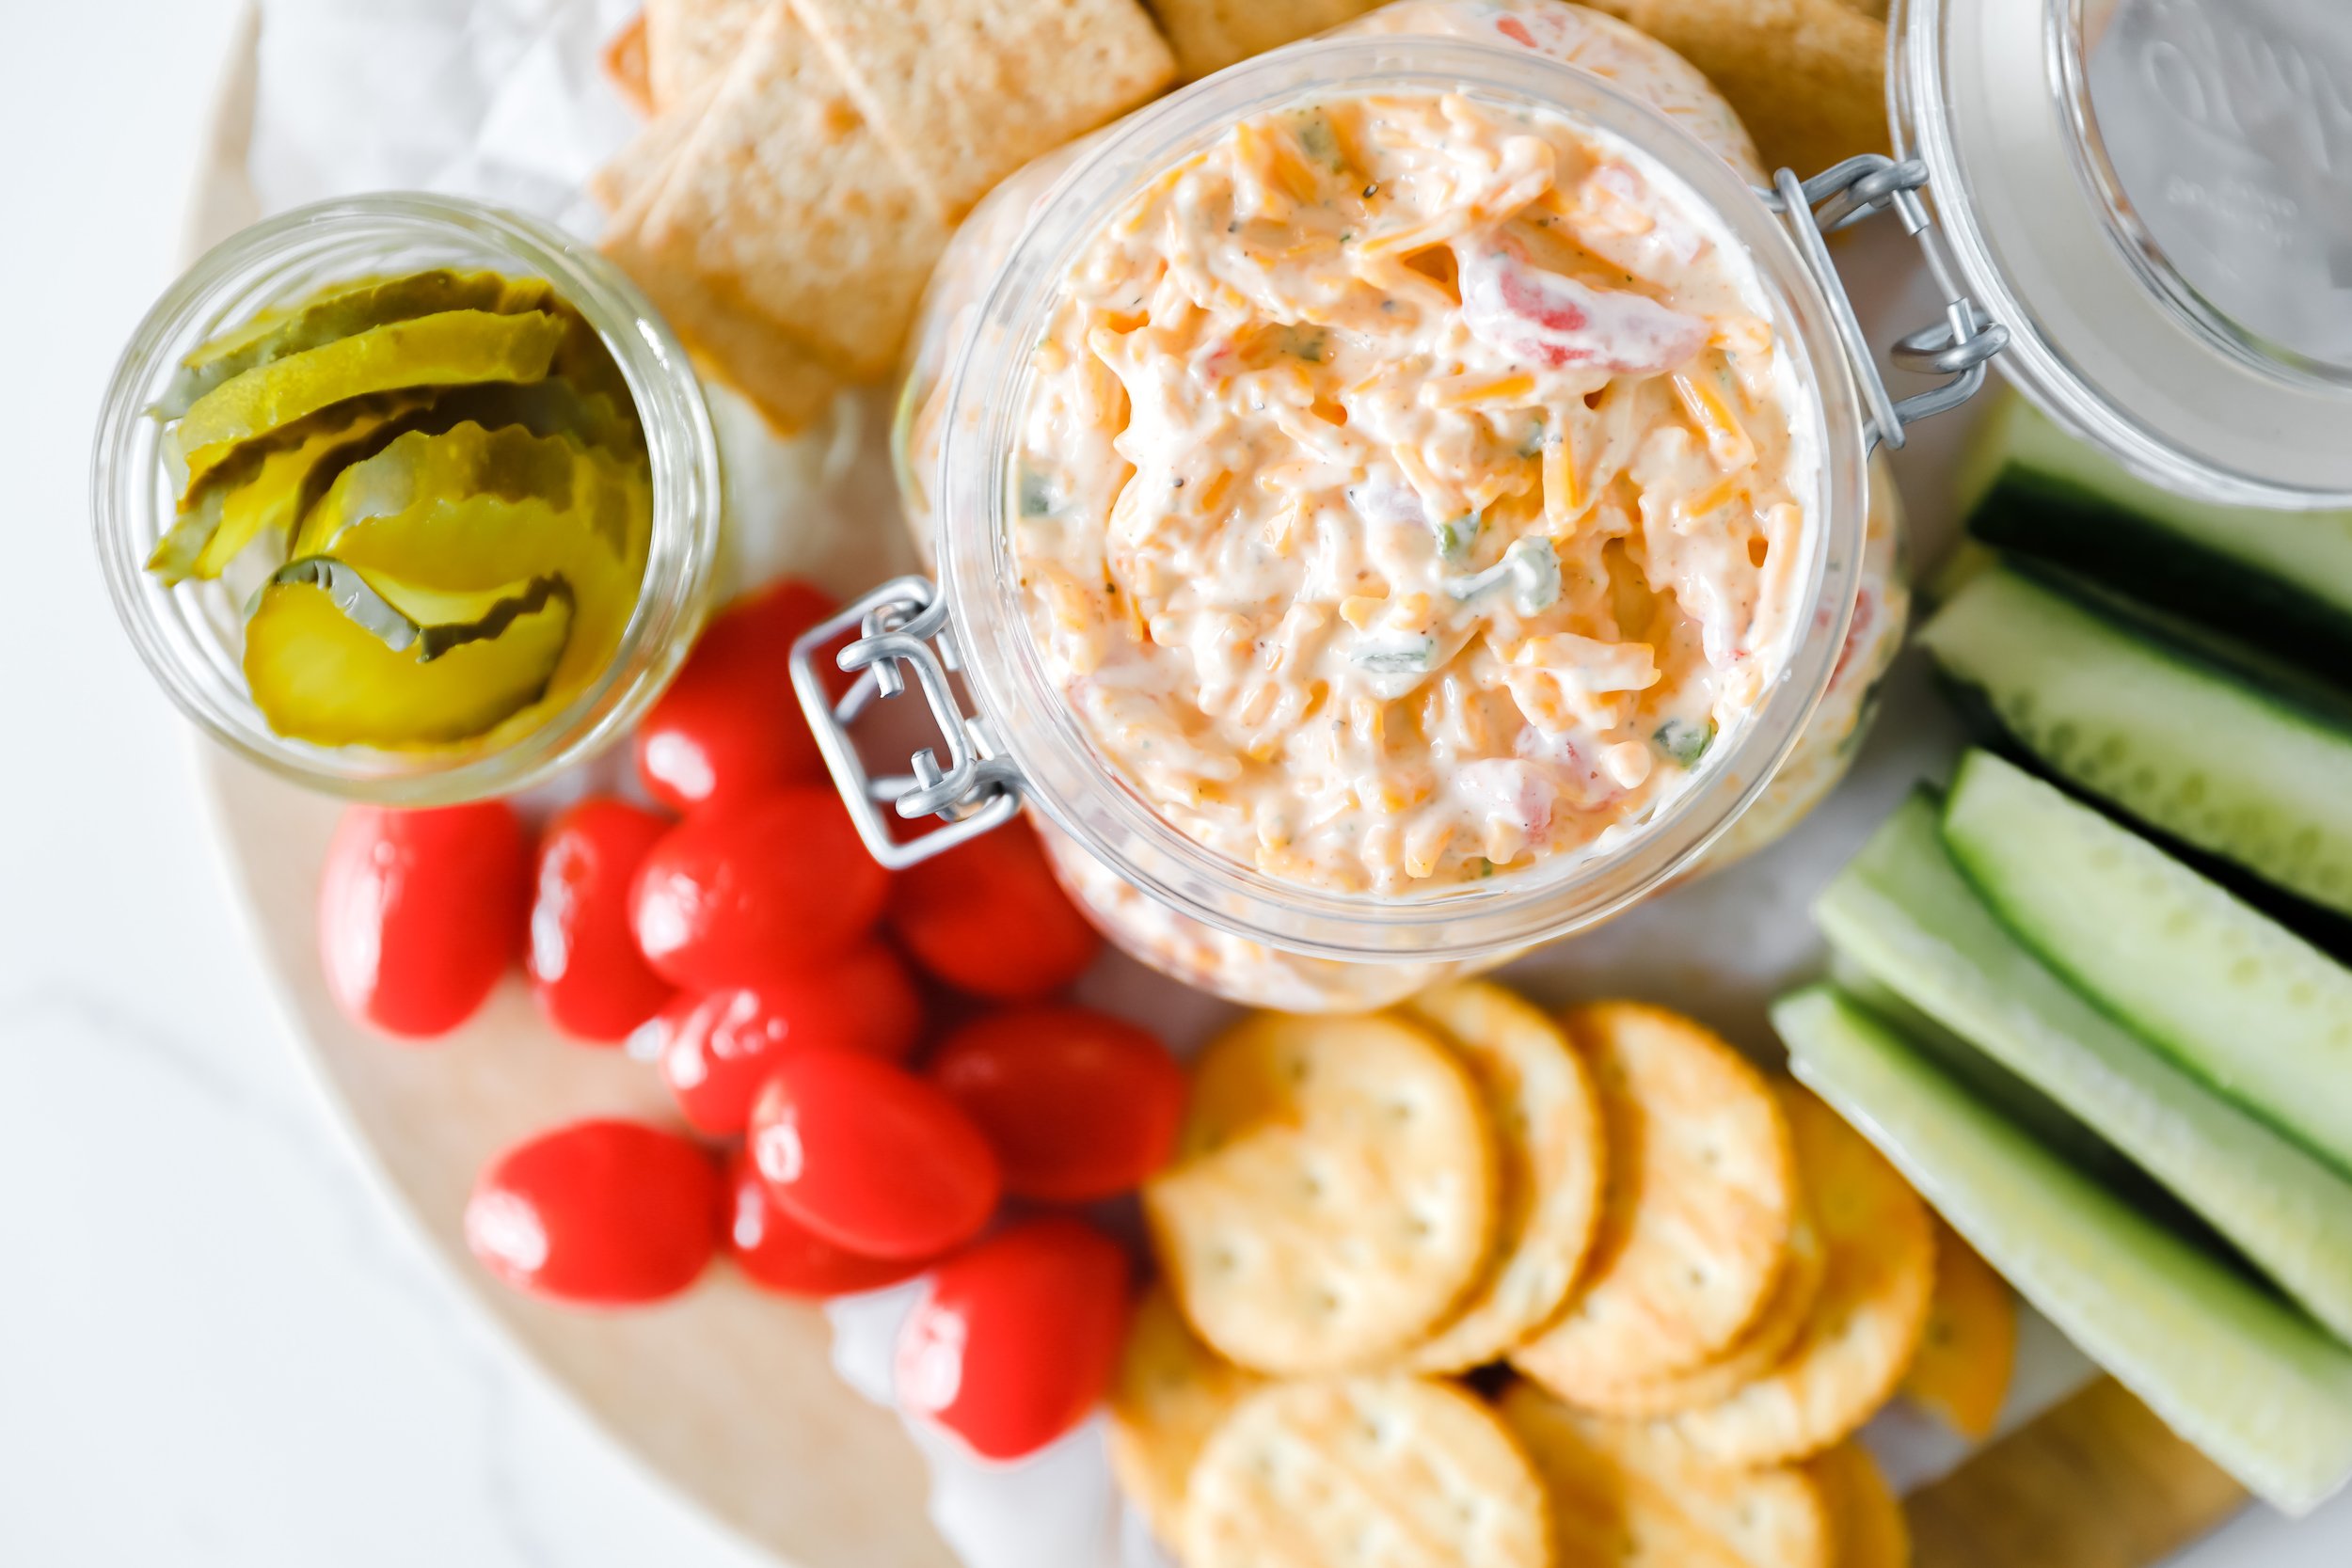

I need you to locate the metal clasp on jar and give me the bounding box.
[788,576,1025,868]
[1757,154,2010,451]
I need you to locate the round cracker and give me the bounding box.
[1805,1441,1911,1568]
[1184,1377,1550,1568]
[1510,1002,1796,1392]
[1899,1213,2016,1441]
[1106,1286,1264,1545]
[1399,981,1607,1373]
[1564,1192,1828,1419]
[1144,1011,1498,1374]
[1500,1381,1833,1568]
[1642,1087,1935,1469]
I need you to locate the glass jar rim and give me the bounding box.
[91,192,723,804]
[1890,0,2352,508]
[932,34,1871,965]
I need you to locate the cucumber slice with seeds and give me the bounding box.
[1943,749,2352,1178]
[1918,564,2352,916]
[1816,791,2352,1341]
[1776,984,2352,1518]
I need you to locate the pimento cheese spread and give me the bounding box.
[1008,87,1819,896]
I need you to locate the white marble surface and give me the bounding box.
[6,3,2349,1564]
[5,4,764,1564]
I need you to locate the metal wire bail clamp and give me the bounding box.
[1757,153,2008,451]
[788,576,1024,869]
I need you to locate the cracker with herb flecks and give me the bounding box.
[1144,1011,1498,1375]
[1806,1440,1912,1568]
[1502,1379,1834,1568]
[1399,981,1607,1374]
[1637,1086,1934,1468]
[1107,1287,1265,1547]
[1564,1186,1826,1419]
[1900,1212,2016,1440]
[1512,1002,1797,1395]
[787,0,1175,221]
[1185,1378,1550,1568]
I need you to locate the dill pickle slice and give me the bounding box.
[294,422,643,562]
[168,309,567,496]
[159,270,555,418]
[329,489,644,699]
[147,392,436,584]
[244,557,575,748]
[428,375,644,456]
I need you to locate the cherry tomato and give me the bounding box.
[318,801,530,1040]
[465,1119,723,1307]
[653,942,925,1135]
[895,1216,1131,1460]
[748,1047,1000,1259]
[887,819,1100,1001]
[527,798,676,1042]
[929,1006,1184,1202]
[629,787,888,991]
[634,578,838,816]
[723,1149,927,1298]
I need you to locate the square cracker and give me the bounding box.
[1573,0,1890,175]
[645,0,768,111]
[588,75,718,214]
[637,2,951,380]
[1148,0,1385,81]
[601,12,655,118]
[598,91,841,432]
[787,0,1175,220]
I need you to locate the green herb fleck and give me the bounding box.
[1294,111,1344,170]
[1352,636,1438,674]
[1280,325,1329,363]
[1434,511,1482,562]
[1472,857,1497,879]
[1016,466,1055,518]
[1655,718,1719,769]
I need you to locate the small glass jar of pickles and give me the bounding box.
[94,194,723,803]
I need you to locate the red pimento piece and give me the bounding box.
[1460,239,1708,375]
[527,798,676,1043]
[318,801,531,1040]
[723,1150,928,1298]
[465,1118,723,1307]
[929,1006,1185,1202]
[748,1047,1000,1260]
[653,941,925,1136]
[895,1216,1132,1461]
[887,818,1101,1001]
[634,578,842,817]
[628,786,887,991]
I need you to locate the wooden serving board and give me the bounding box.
[185,8,2271,1568]
[1911,1379,2246,1568]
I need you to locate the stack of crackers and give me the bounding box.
[590,0,1180,430]
[1120,986,2018,1568]
[590,0,1893,433]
